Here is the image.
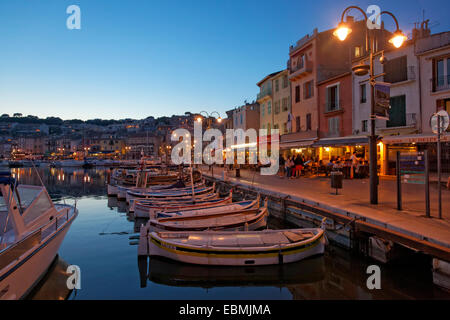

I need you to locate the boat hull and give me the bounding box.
[0,219,74,300]
[148,230,325,266]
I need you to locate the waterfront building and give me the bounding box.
[271,69,291,135]
[283,17,368,158]
[257,72,280,133]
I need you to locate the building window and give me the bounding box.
[304,80,314,99]
[275,101,280,114]
[275,79,279,92]
[282,98,288,112]
[354,46,362,58]
[283,75,288,88]
[384,55,407,83]
[283,122,287,134]
[387,95,406,127]
[296,116,301,132]
[328,117,340,136]
[360,84,367,103]
[261,103,265,117]
[362,120,368,132]
[306,113,312,130]
[298,54,305,69]
[240,114,243,125]
[295,85,300,103]
[326,84,339,112]
[268,101,272,114]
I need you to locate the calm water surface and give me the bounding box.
[8,167,450,300]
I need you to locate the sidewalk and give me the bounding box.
[201,166,450,249]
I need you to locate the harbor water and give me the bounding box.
[8,167,449,300]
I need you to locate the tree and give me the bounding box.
[13,113,22,117]
[1,114,9,118]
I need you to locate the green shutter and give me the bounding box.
[387,95,406,127]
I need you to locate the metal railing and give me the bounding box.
[431,75,450,92]
[324,99,343,113]
[257,89,272,100]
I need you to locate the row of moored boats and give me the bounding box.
[107,166,327,266]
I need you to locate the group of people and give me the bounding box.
[278,152,369,179]
[279,154,315,179]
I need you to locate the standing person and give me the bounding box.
[278,154,285,177]
[289,156,295,179]
[285,156,292,178]
[350,152,358,179]
[294,154,303,178]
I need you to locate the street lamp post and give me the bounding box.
[334,6,406,205]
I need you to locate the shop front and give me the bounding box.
[382,133,450,175]
[279,131,318,159]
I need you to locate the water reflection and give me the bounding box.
[26,256,73,300]
[8,167,450,300]
[140,256,325,289]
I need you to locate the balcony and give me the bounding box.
[288,60,313,81]
[377,113,418,134]
[257,88,272,101]
[431,76,450,93]
[384,66,416,84]
[324,99,343,113]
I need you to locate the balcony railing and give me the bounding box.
[288,60,313,79]
[324,99,343,113]
[257,88,272,101]
[431,75,450,93]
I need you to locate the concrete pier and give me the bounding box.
[201,166,450,289]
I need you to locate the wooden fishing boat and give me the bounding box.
[141,227,326,266]
[124,181,206,203]
[129,191,218,213]
[126,184,215,206]
[134,191,234,218]
[117,181,205,201]
[146,203,269,233]
[154,194,260,220]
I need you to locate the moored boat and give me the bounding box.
[134,191,235,218]
[142,227,325,266]
[129,191,218,213]
[147,203,269,233]
[0,172,78,299]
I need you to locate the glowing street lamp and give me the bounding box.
[334,5,405,205]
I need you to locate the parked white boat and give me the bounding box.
[141,225,326,266]
[118,181,205,202]
[134,191,235,218]
[147,204,269,233]
[0,173,78,299]
[129,191,219,213]
[154,196,260,220]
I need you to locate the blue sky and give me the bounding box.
[0,0,448,120]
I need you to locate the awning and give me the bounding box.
[279,140,316,149]
[313,136,369,147]
[382,133,450,144]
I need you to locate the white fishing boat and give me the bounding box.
[146,204,269,233]
[134,191,235,218]
[129,191,219,213]
[118,181,205,202]
[126,184,215,205]
[0,173,78,299]
[141,226,326,266]
[154,196,260,220]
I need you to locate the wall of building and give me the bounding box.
[318,73,353,138]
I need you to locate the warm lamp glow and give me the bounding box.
[389,31,407,48]
[197,117,202,123]
[333,23,352,41]
[217,117,222,123]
